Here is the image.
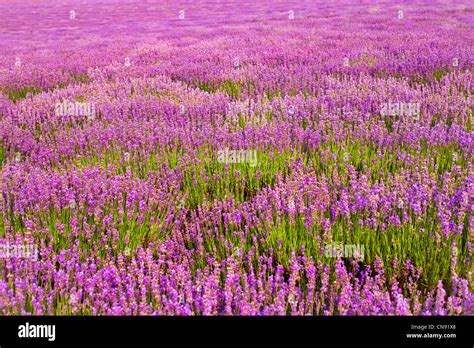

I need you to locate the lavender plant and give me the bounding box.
[0,0,472,315]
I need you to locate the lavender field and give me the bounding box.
[0,0,472,316]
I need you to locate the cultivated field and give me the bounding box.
[0,0,472,315]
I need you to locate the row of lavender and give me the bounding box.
[0,0,472,315]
